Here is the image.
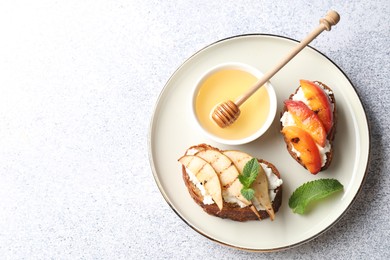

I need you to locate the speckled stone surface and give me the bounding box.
[0,0,389,259]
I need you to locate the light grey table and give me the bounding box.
[0,1,389,259]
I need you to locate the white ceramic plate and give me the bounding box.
[148,34,370,251]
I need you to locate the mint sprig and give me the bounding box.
[289,178,344,214]
[238,158,259,201]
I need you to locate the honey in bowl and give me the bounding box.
[193,63,277,145]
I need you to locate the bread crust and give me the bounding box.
[281,81,337,172]
[181,144,283,222]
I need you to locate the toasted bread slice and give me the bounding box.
[181,144,283,222]
[281,81,337,172]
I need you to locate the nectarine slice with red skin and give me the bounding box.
[285,100,327,147]
[299,80,333,134]
[281,126,321,174]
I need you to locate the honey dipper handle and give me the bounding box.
[235,10,340,107]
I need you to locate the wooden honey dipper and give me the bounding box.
[211,10,340,128]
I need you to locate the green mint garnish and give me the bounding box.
[240,187,255,200]
[238,158,259,201]
[289,178,344,214]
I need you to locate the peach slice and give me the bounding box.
[281,126,321,174]
[299,80,333,133]
[285,100,327,147]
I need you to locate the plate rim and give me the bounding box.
[147,33,371,252]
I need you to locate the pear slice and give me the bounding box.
[225,177,262,220]
[178,155,223,210]
[222,150,252,173]
[195,149,240,187]
[223,150,275,220]
[195,149,261,219]
[252,164,275,220]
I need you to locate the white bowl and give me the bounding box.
[192,62,277,145]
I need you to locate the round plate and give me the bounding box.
[148,34,370,251]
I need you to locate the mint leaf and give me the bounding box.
[238,174,250,188]
[241,187,255,201]
[242,158,259,184]
[289,178,344,214]
[238,158,259,201]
